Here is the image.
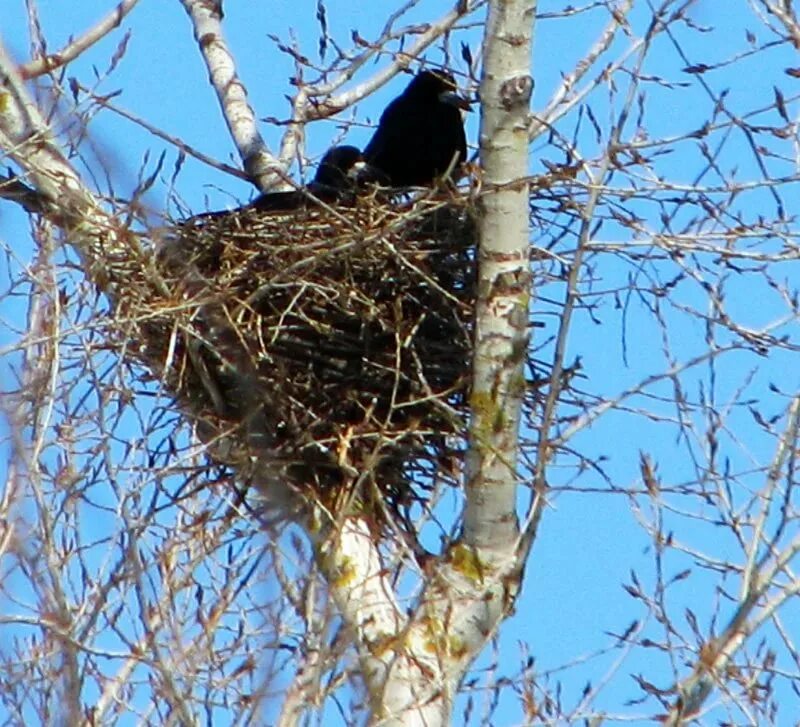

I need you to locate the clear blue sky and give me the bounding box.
[2,1,799,724]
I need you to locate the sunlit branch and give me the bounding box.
[179,0,282,191]
[304,1,485,119]
[19,0,141,79]
[531,0,636,140]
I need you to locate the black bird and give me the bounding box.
[363,70,469,188]
[249,145,365,212]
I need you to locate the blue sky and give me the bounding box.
[2,1,800,725]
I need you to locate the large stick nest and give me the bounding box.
[128,190,477,523]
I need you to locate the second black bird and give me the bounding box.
[364,70,469,188]
[250,145,365,212]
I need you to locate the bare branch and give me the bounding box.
[72,81,250,183]
[664,397,800,724]
[0,38,129,290]
[19,0,141,79]
[273,0,483,174]
[305,1,483,118]
[758,0,800,47]
[179,0,283,191]
[530,0,636,140]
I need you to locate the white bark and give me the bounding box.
[465,0,536,550]
[315,518,444,726]
[179,0,283,191]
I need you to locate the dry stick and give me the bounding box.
[760,0,800,48]
[516,0,646,564]
[15,229,85,724]
[275,560,328,727]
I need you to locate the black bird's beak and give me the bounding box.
[439,89,473,111]
[348,159,368,180]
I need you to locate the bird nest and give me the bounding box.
[131,190,476,524]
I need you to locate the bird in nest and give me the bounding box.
[363,69,470,188]
[248,145,366,212]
